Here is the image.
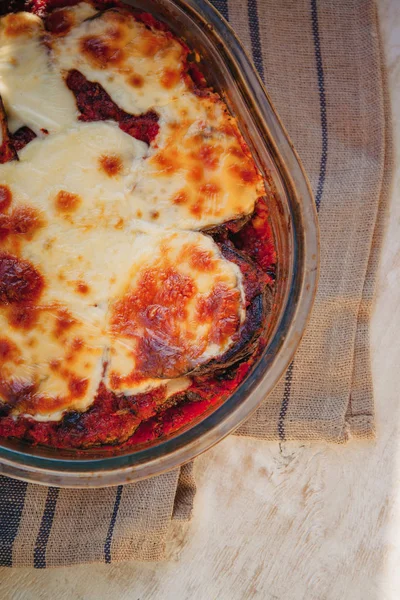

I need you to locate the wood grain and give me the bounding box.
[0,1,399,598]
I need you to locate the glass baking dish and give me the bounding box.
[0,0,319,487]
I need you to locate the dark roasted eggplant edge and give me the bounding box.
[202,213,252,236]
[187,236,273,376]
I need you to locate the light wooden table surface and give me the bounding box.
[1,2,399,599]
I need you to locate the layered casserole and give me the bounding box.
[0,0,276,449]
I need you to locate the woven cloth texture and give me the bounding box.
[0,0,392,567]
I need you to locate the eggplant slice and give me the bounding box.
[189,237,273,375]
[202,213,252,237]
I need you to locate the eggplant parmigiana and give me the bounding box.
[0,0,276,449]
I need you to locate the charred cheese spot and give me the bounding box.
[75,281,89,294]
[128,74,144,88]
[50,358,61,371]
[188,165,204,182]
[188,248,214,271]
[114,217,124,229]
[7,304,39,330]
[151,149,180,174]
[71,337,84,351]
[111,266,196,349]
[196,284,241,345]
[199,182,220,197]
[53,308,76,339]
[219,122,236,137]
[139,29,170,58]
[228,146,246,159]
[189,202,203,216]
[229,163,259,184]
[0,378,37,409]
[198,145,220,169]
[68,376,88,398]
[160,68,181,89]
[3,13,38,37]
[0,186,12,212]
[45,2,97,36]
[110,266,196,379]
[107,24,124,42]
[0,254,44,305]
[9,206,43,238]
[98,154,123,177]
[0,207,43,242]
[173,191,188,205]
[0,337,19,362]
[81,35,125,68]
[55,190,81,213]
[10,387,76,417]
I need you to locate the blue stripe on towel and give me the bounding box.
[104,485,123,564]
[278,361,294,441]
[211,0,229,21]
[0,476,28,567]
[311,0,328,211]
[278,0,328,440]
[34,487,59,569]
[247,0,265,82]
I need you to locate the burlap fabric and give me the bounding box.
[0,0,392,567]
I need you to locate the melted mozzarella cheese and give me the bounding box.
[50,6,263,229]
[52,7,190,114]
[106,231,245,394]
[0,12,78,135]
[129,93,264,229]
[0,309,106,421]
[0,116,262,231]
[0,121,148,231]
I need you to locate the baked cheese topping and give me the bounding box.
[133,93,263,229]
[106,231,245,395]
[0,121,148,233]
[0,12,78,135]
[0,3,264,421]
[52,5,190,115]
[0,227,244,419]
[0,194,245,418]
[50,4,263,229]
[0,304,106,422]
[0,116,260,231]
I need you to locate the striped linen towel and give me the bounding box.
[0,0,392,566]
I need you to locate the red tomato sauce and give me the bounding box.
[65,69,160,145]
